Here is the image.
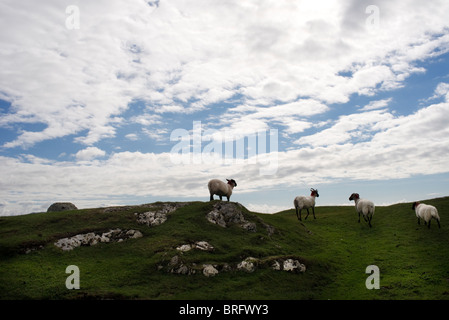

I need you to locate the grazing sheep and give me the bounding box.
[294,188,319,221]
[208,179,237,202]
[412,202,441,229]
[349,193,375,228]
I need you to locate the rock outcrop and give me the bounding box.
[135,211,167,226]
[176,241,214,252]
[272,258,306,273]
[202,264,219,277]
[206,202,257,231]
[237,257,258,272]
[135,202,188,226]
[54,229,142,251]
[47,202,77,212]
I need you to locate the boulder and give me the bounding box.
[47,202,77,212]
[176,244,193,252]
[167,255,196,275]
[237,257,257,273]
[283,259,306,273]
[203,264,219,277]
[206,202,257,231]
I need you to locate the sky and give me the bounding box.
[1,0,449,216]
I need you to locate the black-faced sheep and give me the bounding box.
[412,202,441,229]
[294,188,319,221]
[208,179,237,202]
[349,193,375,228]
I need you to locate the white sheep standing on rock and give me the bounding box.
[208,179,237,202]
[294,188,319,221]
[412,201,441,229]
[349,193,375,228]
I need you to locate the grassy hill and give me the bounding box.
[1,197,448,300]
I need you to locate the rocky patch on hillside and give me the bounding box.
[135,202,189,226]
[206,202,275,236]
[54,229,143,251]
[160,254,306,277]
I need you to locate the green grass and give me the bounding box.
[1,197,448,300]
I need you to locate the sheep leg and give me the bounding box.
[417,218,421,225]
[358,212,361,223]
[296,208,302,221]
[210,194,214,201]
[305,208,310,220]
[437,220,441,228]
[226,196,230,202]
[219,195,223,201]
[368,216,372,228]
[428,220,431,229]
[312,207,316,219]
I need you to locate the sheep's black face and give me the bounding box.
[412,202,417,210]
[349,193,359,201]
[227,179,237,187]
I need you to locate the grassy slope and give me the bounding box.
[0,198,448,300]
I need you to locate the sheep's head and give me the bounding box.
[226,179,237,188]
[412,202,420,210]
[310,188,319,197]
[349,193,359,201]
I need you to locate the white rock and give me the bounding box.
[176,244,193,252]
[203,264,219,277]
[283,259,306,272]
[54,229,143,251]
[237,257,257,272]
[126,229,143,238]
[136,211,167,226]
[195,241,214,251]
[272,260,281,270]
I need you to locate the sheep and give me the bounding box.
[293,188,319,221]
[208,179,237,202]
[349,193,375,228]
[412,202,441,229]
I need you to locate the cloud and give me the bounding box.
[75,147,106,161]
[295,109,394,147]
[1,0,449,149]
[430,82,449,100]
[1,1,449,215]
[359,98,392,111]
[2,90,449,214]
[214,99,329,140]
[125,133,138,141]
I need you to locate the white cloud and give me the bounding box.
[430,82,449,100]
[1,0,449,149]
[75,147,106,161]
[2,92,449,214]
[245,203,287,214]
[295,109,394,147]
[1,1,449,215]
[359,98,392,111]
[214,99,329,140]
[125,133,138,141]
